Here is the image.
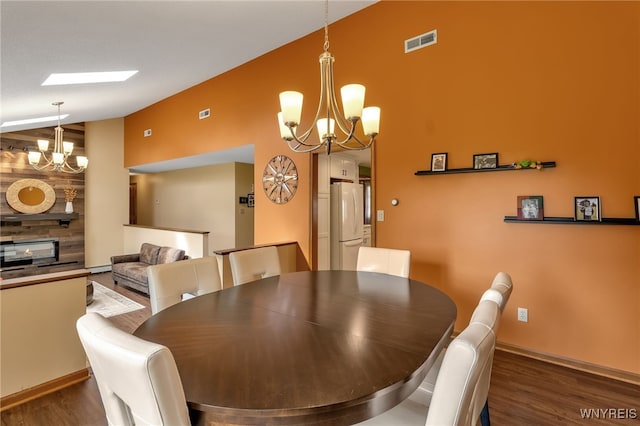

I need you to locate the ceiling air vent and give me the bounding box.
[405,29,437,53]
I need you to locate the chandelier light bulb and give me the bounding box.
[28,151,42,165]
[316,118,335,140]
[77,156,89,168]
[340,84,365,120]
[52,152,64,165]
[362,107,381,136]
[279,91,303,126]
[277,112,293,140]
[63,141,74,154]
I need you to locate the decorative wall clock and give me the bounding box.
[262,155,298,204]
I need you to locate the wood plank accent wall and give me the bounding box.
[0,124,85,279]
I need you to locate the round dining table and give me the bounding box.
[134,270,457,425]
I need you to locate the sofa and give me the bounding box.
[111,243,187,295]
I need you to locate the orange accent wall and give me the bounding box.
[125,1,640,374]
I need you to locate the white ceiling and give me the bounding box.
[0,0,375,171]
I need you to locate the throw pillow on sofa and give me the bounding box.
[140,243,161,264]
[158,247,186,264]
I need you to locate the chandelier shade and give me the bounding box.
[277,1,380,155]
[28,102,88,173]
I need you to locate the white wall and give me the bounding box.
[85,119,129,268]
[123,226,208,259]
[133,163,254,254]
[235,162,255,248]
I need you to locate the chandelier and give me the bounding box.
[277,0,380,155]
[28,102,88,173]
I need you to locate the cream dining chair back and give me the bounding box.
[356,246,411,278]
[76,312,191,426]
[229,246,281,286]
[420,272,511,390]
[357,275,510,426]
[419,285,508,425]
[425,305,499,426]
[354,299,500,426]
[148,256,223,314]
[490,271,513,312]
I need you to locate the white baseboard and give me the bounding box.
[88,265,111,274]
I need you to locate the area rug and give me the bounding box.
[87,282,145,318]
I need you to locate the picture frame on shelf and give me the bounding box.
[635,196,640,221]
[431,153,447,172]
[473,153,498,169]
[517,195,544,220]
[574,196,601,222]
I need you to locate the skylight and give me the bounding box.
[1,114,69,128]
[42,70,138,86]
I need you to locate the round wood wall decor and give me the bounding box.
[6,178,56,214]
[262,155,298,204]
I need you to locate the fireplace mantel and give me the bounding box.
[1,213,79,227]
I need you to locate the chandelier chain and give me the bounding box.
[323,0,329,52]
[54,102,61,127]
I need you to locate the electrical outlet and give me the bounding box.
[377,210,385,222]
[517,307,528,323]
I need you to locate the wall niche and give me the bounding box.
[0,124,86,279]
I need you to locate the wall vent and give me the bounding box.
[199,108,211,120]
[405,29,437,53]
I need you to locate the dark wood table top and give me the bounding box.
[134,270,457,425]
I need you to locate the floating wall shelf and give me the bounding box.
[415,161,556,176]
[1,213,79,227]
[504,216,639,226]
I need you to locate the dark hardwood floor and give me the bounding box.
[1,272,638,425]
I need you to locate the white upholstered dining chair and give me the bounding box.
[490,271,513,312]
[421,272,512,384]
[418,273,512,425]
[356,246,411,278]
[356,298,500,426]
[229,246,281,286]
[148,256,223,314]
[76,312,191,426]
[425,316,498,426]
[431,272,512,425]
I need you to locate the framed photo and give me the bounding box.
[431,153,447,172]
[517,195,544,220]
[574,196,601,222]
[635,196,640,221]
[473,153,499,169]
